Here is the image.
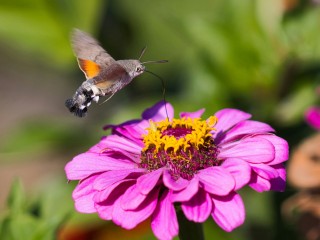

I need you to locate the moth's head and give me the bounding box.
[124,60,146,78]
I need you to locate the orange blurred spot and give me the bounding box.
[78,59,101,78]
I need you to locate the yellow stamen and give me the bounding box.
[143,116,218,154]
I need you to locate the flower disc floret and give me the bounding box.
[140,116,219,180]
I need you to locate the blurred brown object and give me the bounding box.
[58,219,151,240]
[283,133,320,240]
[288,133,320,189]
[283,0,299,11]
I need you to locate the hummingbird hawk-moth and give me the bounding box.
[65,29,167,117]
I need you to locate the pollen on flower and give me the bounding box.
[207,116,218,127]
[140,116,220,180]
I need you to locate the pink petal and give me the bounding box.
[197,167,235,196]
[305,106,320,129]
[95,180,134,220]
[221,120,274,143]
[249,173,271,192]
[258,134,289,164]
[93,180,134,203]
[93,169,144,191]
[251,164,279,180]
[96,203,114,220]
[103,135,142,154]
[163,170,190,191]
[65,152,136,180]
[171,178,199,202]
[151,190,178,240]
[112,188,159,229]
[142,101,174,121]
[104,119,150,140]
[88,137,108,153]
[211,192,245,232]
[214,109,251,133]
[105,149,141,163]
[122,119,150,136]
[136,168,163,195]
[219,137,275,163]
[72,175,99,213]
[270,163,286,192]
[74,191,96,213]
[181,188,212,222]
[180,109,205,119]
[221,158,251,190]
[106,118,141,132]
[121,185,149,210]
[112,125,145,146]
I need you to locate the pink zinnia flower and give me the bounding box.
[65,101,288,240]
[305,107,320,130]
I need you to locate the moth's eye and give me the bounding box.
[136,67,143,73]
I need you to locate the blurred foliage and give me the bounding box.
[1,0,320,239]
[0,180,71,240]
[0,121,98,158]
[0,0,104,68]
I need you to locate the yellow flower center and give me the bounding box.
[140,116,219,180]
[143,116,217,153]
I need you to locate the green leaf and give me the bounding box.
[6,180,25,217]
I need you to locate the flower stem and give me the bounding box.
[177,210,204,240]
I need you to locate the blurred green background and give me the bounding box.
[0,0,319,239]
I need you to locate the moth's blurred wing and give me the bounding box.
[71,29,116,78]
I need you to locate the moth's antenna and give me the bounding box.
[142,60,168,64]
[138,46,147,60]
[138,46,168,64]
[145,70,169,121]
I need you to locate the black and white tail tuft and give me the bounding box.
[65,98,88,118]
